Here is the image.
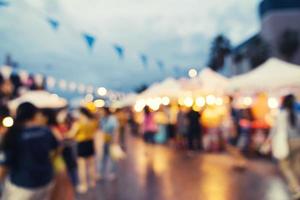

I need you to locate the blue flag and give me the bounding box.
[0,1,9,7]
[47,18,59,30]
[83,33,96,50]
[140,54,148,68]
[173,66,181,77]
[157,60,164,71]
[113,45,124,59]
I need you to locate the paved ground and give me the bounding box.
[78,136,291,200]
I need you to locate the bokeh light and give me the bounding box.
[2,116,14,128]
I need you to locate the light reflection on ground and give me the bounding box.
[78,136,291,200]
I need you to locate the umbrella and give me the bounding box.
[9,90,67,111]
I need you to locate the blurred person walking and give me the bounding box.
[187,108,202,152]
[0,102,59,200]
[270,94,300,199]
[166,105,177,147]
[56,110,78,187]
[116,108,128,151]
[41,109,75,200]
[154,106,168,144]
[100,107,119,180]
[69,108,98,194]
[222,99,247,170]
[176,106,188,149]
[142,106,157,144]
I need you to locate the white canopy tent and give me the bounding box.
[113,93,138,108]
[180,68,229,95]
[227,58,300,94]
[198,68,229,94]
[140,78,185,99]
[9,90,68,111]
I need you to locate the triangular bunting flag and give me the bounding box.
[83,33,96,50]
[0,1,9,7]
[47,18,60,30]
[173,66,181,77]
[157,60,164,71]
[113,45,124,59]
[140,54,148,68]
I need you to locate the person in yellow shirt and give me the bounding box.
[69,108,98,194]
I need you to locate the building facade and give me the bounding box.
[223,0,300,77]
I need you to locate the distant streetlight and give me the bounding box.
[188,68,197,78]
[97,87,107,96]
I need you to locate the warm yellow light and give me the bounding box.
[188,68,198,78]
[149,103,160,111]
[94,99,105,108]
[206,95,216,106]
[161,96,170,106]
[243,97,253,106]
[97,87,107,96]
[178,97,185,106]
[85,94,94,102]
[146,98,160,111]
[268,97,279,109]
[196,97,205,107]
[154,97,162,105]
[216,97,224,106]
[2,116,14,128]
[184,97,194,107]
[134,104,143,112]
[134,99,146,112]
[193,105,201,112]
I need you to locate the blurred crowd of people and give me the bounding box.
[0,101,129,199]
[134,93,300,198]
[0,68,299,199]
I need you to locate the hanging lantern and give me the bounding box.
[47,76,56,89]
[68,82,77,92]
[34,74,44,87]
[78,84,86,94]
[85,94,94,102]
[86,85,94,94]
[59,80,67,90]
[0,65,13,80]
[19,70,29,84]
[97,87,107,96]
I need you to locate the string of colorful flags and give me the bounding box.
[17,1,170,71]
[0,1,189,87]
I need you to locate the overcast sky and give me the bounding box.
[0,0,261,92]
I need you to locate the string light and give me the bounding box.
[2,116,14,128]
[97,87,107,96]
[94,99,105,108]
[188,68,198,78]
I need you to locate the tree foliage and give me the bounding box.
[207,35,231,71]
[278,29,299,61]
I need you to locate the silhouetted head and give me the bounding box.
[79,107,94,119]
[16,102,39,124]
[144,106,150,115]
[282,94,297,127]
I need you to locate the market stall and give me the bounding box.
[227,58,300,94]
